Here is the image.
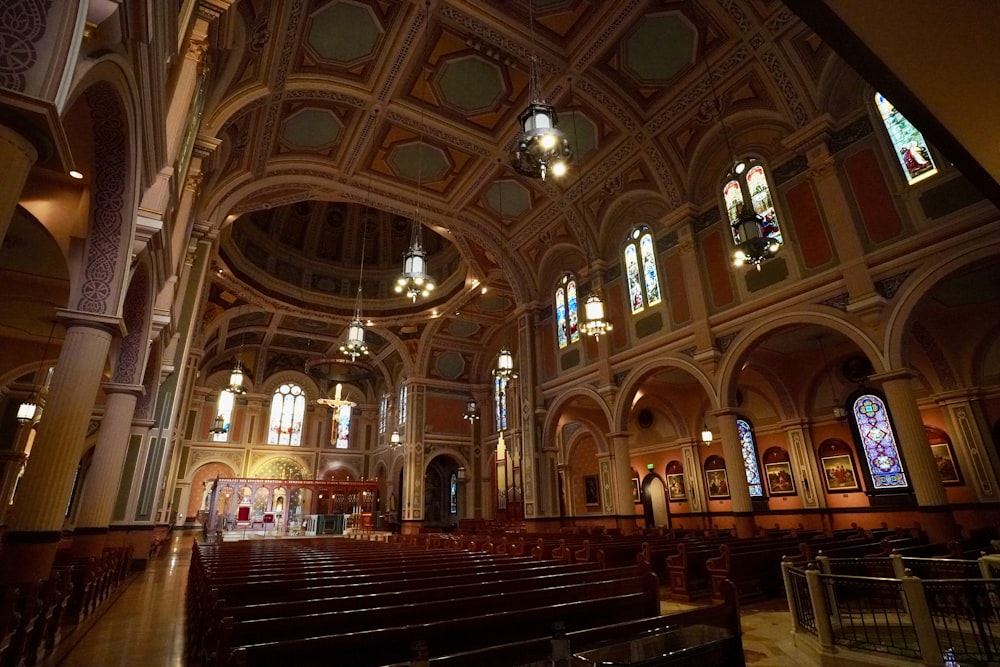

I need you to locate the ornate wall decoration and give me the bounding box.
[0,0,51,91]
[112,267,148,384]
[77,83,127,315]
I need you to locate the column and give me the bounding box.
[0,123,40,247]
[71,384,143,556]
[515,308,542,519]
[608,433,638,534]
[712,410,756,538]
[0,310,122,583]
[934,391,1000,502]
[672,208,716,359]
[783,421,824,509]
[400,381,425,532]
[872,369,953,541]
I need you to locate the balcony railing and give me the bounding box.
[783,554,1000,666]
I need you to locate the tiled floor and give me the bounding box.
[57,532,818,666]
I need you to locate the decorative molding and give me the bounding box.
[820,293,849,311]
[772,154,808,185]
[0,0,51,91]
[693,209,719,233]
[874,270,911,300]
[760,49,809,127]
[716,332,739,353]
[716,0,753,34]
[829,116,873,154]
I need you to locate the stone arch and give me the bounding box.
[717,308,884,406]
[884,241,1000,375]
[111,262,153,386]
[613,356,718,433]
[541,386,614,456]
[251,454,310,480]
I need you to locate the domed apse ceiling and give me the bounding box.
[218,200,466,318]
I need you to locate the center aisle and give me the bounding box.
[59,532,195,667]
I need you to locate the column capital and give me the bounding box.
[100,382,145,398]
[869,368,918,384]
[707,407,741,420]
[55,309,126,337]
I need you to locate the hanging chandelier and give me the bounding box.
[17,321,57,425]
[226,360,246,395]
[341,201,372,359]
[395,2,436,301]
[209,414,228,434]
[493,346,517,380]
[580,292,612,339]
[703,54,780,270]
[510,3,570,181]
[463,398,480,421]
[730,160,780,271]
[394,220,435,302]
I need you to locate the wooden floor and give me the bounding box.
[55,532,817,666]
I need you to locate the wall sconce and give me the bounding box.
[390,430,401,447]
[701,425,713,444]
[457,466,467,484]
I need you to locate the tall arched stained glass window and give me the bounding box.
[449,473,458,514]
[398,384,407,428]
[494,376,509,432]
[554,274,580,349]
[874,93,938,185]
[623,226,661,315]
[378,394,388,434]
[212,390,235,443]
[267,383,305,446]
[853,394,908,489]
[736,418,764,498]
[334,403,351,449]
[722,159,782,246]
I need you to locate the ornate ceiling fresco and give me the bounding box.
[196,0,840,383]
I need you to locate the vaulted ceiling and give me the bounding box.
[194,0,847,386]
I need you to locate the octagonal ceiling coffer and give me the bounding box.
[306,1,384,66]
[281,107,343,151]
[622,11,698,86]
[434,54,507,115]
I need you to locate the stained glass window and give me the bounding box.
[874,93,937,185]
[853,394,909,489]
[449,473,458,514]
[212,390,235,442]
[378,395,387,434]
[736,419,764,497]
[335,404,351,449]
[554,274,580,349]
[494,376,508,432]
[398,384,407,428]
[723,159,782,246]
[267,383,304,446]
[623,227,661,315]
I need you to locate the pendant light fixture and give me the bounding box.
[340,182,372,360]
[701,424,713,445]
[704,56,780,270]
[463,398,480,421]
[564,78,612,340]
[395,1,436,302]
[492,174,518,381]
[227,332,248,395]
[510,0,570,181]
[17,321,56,425]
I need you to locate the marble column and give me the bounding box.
[872,369,953,541]
[71,383,143,556]
[0,310,122,583]
[0,123,40,247]
[608,432,638,534]
[712,410,756,538]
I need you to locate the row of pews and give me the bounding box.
[0,545,133,667]
[394,523,935,604]
[185,537,744,666]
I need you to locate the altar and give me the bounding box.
[205,476,380,537]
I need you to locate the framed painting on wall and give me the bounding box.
[666,473,686,501]
[765,462,795,495]
[705,469,730,499]
[584,475,600,506]
[821,455,859,492]
[930,443,962,484]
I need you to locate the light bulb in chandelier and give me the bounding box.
[580,291,613,339]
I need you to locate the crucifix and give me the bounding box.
[317,383,355,446]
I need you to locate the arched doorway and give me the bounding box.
[424,455,463,529]
[641,473,669,528]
